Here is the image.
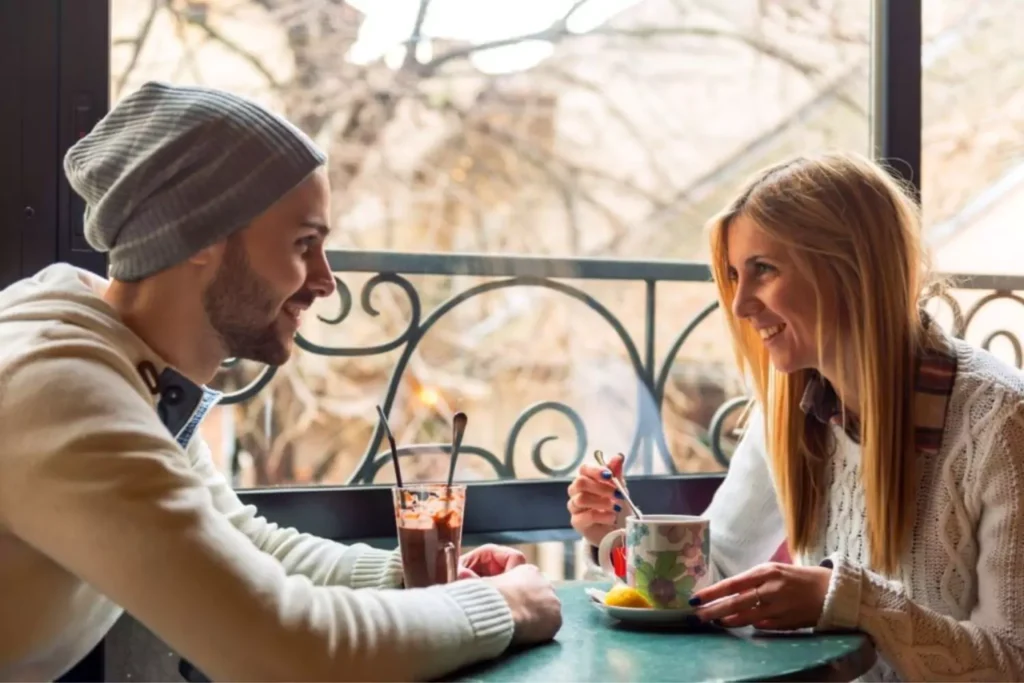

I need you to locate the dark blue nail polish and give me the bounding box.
[688,596,702,606]
[613,504,622,512]
[613,490,623,499]
[600,470,612,480]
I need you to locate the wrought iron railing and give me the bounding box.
[213,251,1024,486]
[927,273,1024,365]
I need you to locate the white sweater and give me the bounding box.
[0,264,514,682]
[705,339,1024,680]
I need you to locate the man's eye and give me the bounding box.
[296,236,318,251]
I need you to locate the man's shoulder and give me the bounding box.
[0,316,147,412]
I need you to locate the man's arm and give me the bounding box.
[0,348,513,682]
[187,437,404,589]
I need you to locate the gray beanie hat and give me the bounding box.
[64,81,327,281]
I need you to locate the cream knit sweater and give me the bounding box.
[0,264,514,682]
[706,339,1024,680]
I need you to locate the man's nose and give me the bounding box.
[307,250,336,299]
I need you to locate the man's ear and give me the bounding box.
[188,240,226,268]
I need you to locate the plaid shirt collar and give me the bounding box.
[798,322,958,454]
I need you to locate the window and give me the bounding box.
[923,0,1024,275]
[921,0,1024,368]
[109,0,874,500]
[5,0,959,579]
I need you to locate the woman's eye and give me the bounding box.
[753,262,775,276]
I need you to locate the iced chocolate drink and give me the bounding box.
[393,484,466,588]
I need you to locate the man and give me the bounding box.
[0,81,561,682]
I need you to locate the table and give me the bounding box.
[448,581,875,681]
[179,581,876,682]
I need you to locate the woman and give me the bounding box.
[568,151,1024,680]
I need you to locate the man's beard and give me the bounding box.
[203,239,296,366]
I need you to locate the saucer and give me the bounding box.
[586,587,704,627]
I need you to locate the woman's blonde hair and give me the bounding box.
[708,151,934,575]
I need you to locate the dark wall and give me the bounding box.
[0,0,107,291]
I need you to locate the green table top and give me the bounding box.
[447,581,876,682]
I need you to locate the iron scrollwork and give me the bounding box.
[350,275,646,484]
[923,287,1024,368]
[214,250,1024,483]
[216,266,746,478]
[218,273,421,405]
[962,291,1024,368]
[507,401,589,477]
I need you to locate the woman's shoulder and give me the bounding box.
[950,337,1024,402]
[946,337,1024,453]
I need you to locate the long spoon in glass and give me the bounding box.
[593,450,643,518]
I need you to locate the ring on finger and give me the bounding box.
[569,497,590,514]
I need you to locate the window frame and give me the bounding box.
[0,0,923,540]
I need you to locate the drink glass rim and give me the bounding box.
[392,482,467,492]
[627,514,707,524]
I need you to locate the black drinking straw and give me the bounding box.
[376,405,405,506]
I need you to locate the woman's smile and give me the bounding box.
[758,323,787,343]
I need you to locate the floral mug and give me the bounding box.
[597,515,711,610]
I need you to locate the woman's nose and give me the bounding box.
[731,282,763,320]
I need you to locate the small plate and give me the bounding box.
[586,587,703,627]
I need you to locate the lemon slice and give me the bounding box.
[603,584,652,609]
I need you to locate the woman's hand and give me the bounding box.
[690,562,832,631]
[458,544,528,578]
[567,453,625,546]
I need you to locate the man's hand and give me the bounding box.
[458,544,528,578]
[485,564,562,646]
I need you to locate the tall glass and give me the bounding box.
[392,483,466,588]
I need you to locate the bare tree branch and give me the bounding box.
[541,64,675,191]
[474,123,632,252]
[416,0,592,77]
[113,0,160,99]
[401,0,434,72]
[475,107,669,208]
[426,94,634,233]
[165,3,282,89]
[590,25,822,79]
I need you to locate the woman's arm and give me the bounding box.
[816,398,1024,680]
[586,405,786,577]
[702,405,788,581]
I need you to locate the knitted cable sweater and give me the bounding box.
[705,338,1024,680]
